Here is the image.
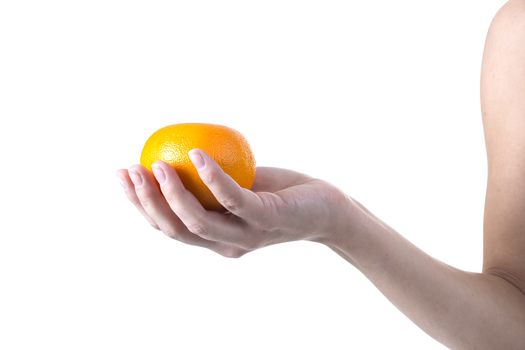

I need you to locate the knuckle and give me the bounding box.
[187,222,209,236]
[221,196,242,212]
[160,183,178,202]
[124,190,138,203]
[162,191,177,206]
[149,221,160,230]
[202,169,215,184]
[137,189,157,210]
[163,227,180,240]
[220,248,245,259]
[326,183,348,206]
[139,196,155,211]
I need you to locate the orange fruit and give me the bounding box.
[140,123,256,211]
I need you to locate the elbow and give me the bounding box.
[483,265,525,297]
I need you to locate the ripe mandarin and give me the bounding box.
[140,123,256,211]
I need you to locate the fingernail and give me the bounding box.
[152,165,166,184]
[129,170,143,187]
[189,150,205,169]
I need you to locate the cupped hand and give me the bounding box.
[117,149,350,258]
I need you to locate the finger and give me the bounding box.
[128,165,240,252]
[188,149,269,224]
[120,168,247,256]
[116,169,159,229]
[151,161,260,250]
[128,165,199,238]
[129,165,184,229]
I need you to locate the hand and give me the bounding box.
[116,149,350,258]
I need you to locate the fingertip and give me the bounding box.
[152,159,167,166]
[152,160,167,171]
[188,148,202,159]
[152,161,178,178]
[116,169,129,188]
[188,149,205,170]
[128,165,144,187]
[129,164,144,173]
[151,162,167,184]
[188,148,203,154]
[116,168,127,178]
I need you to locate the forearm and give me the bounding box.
[317,197,525,349]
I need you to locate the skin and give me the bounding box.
[117,1,525,348]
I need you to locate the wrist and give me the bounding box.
[310,190,361,249]
[312,192,381,266]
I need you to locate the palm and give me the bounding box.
[249,167,344,241]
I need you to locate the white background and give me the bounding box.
[0,0,505,349]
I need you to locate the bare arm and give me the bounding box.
[117,1,525,348]
[481,0,525,293]
[320,1,525,348]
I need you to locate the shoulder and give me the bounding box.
[488,0,525,35]
[481,0,525,118]
[497,0,525,17]
[483,0,525,68]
